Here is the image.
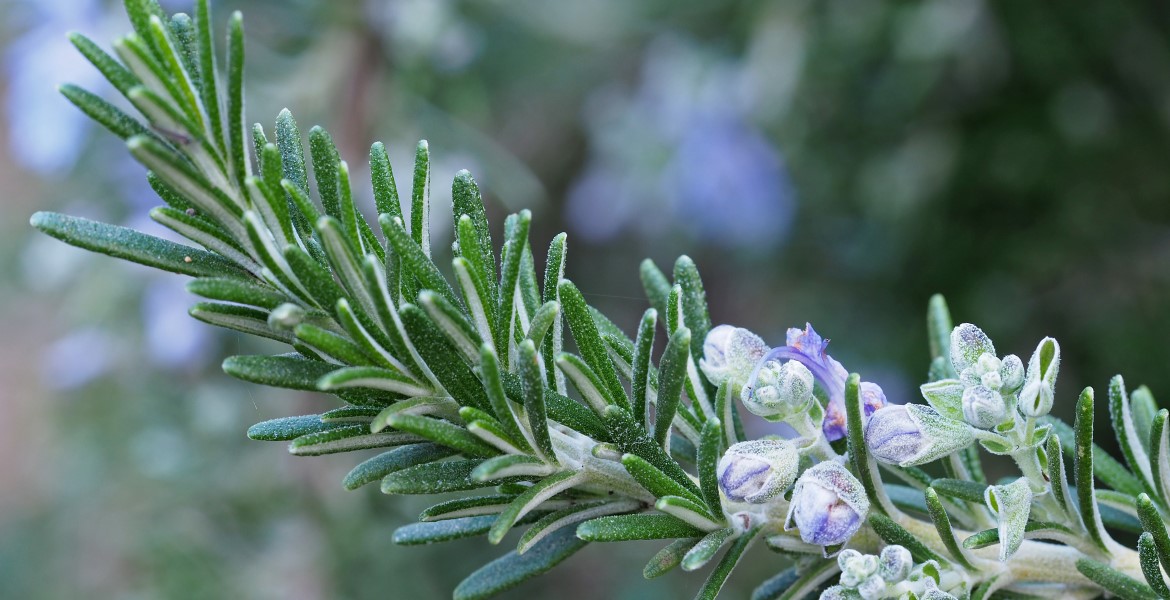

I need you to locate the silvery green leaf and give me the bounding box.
[488,470,586,544]
[190,302,292,343]
[343,443,457,490]
[476,344,532,453]
[654,327,691,447]
[420,288,481,361]
[30,211,246,279]
[601,406,700,498]
[1076,558,1159,600]
[925,488,977,569]
[1133,386,1158,454]
[1139,532,1170,598]
[621,453,704,508]
[496,210,531,366]
[1074,387,1115,553]
[644,538,701,579]
[1152,410,1170,505]
[639,258,671,321]
[471,455,555,481]
[60,83,153,141]
[655,496,723,531]
[558,279,628,408]
[1109,375,1155,495]
[399,304,494,413]
[681,528,736,571]
[409,140,431,255]
[518,500,641,554]
[949,323,994,374]
[380,215,462,310]
[246,414,340,441]
[867,513,947,565]
[518,339,556,463]
[576,513,704,542]
[673,255,712,361]
[422,495,521,521]
[452,527,587,600]
[984,477,1032,561]
[540,233,567,393]
[152,205,258,272]
[293,323,370,365]
[225,11,247,186]
[631,308,658,427]
[556,352,617,414]
[319,406,379,423]
[525,301,558,349]
[919,379,964,421]
[693,527,759,600]
[381,459,525,495]
[384,413,498,458]
[289,424,421,456]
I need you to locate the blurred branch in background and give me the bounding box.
[4,0,1170,598]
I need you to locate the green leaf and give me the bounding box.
[467,418,528,455]
[1074,386,1114,553]
[386,413,498,458]
[693,526,759,600]
[381,459,524,495]
[639,259,671,322]
[927,294,956,378]
[452,256,498,353]
[576,514,703,542]
[1076,558,1158,600]
[225,11,247,187]
[370,141,402,219]
[496,210,531,365]
[518,500,641,555]
[293,323,370,365]
[681,528,735,572]
[451,170,495,295]
[868,513,947,565]
[925,488,977,569]
[421,495,520,521]
[930,479,987,504]
[30,212,246,279]
[602,405,703,501]
[558,279,628,409]
[1140,532,1170,598]
[1152,410,1170,506]
[381,215,462,309]
[644,538,700,579]
[556,352,618,414]
[186,276,286,309]
[399,304,493,413]
[1134,386,1159,456]
[621,454,704,508]
[393,515,498,546]
[471,455,555,481]
[223,354,336,390]
[526,301,559,349]
[654,496,722,531]
[846,373,890,515]
[1110,375,1155,496]
[320,406,380,422]
[541,233,567,392]
[673,256,712,364]
[452,527,587,600]
[247,414,342,441]
[631,308,658,428]
[655,327,691,447]
[962,521,1077,550]
[697,419,725,518]
[749,568,802,600]
[488,471,586,544]
[519,339,556,463]
[1046,434,1079,522]
[289,424,419,456]
[60,84,154,141]
[1137,493,1170,580]
[419,289,481,361]
[69,32,140,96]
[190,302,291,343]
[1044,415,1146,497]
[477,344,531,453]
[409,140,431,255]
[343,443,456,490]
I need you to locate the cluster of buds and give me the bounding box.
[821,546,958,600]
[917,324,1060,433]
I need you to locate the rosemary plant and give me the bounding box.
[30,1,1170,598]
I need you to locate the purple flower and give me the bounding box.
[785,461,869,547]
[744,324,885,440]
[865,404,974,467]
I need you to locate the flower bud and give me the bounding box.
[838,549,878,587]
[877,545,912,582]
[865,404,974,467]
[1019,337,1060,418]
[961,385,1007,429]
[950,323,995,374]
[786,461,870,547]
[699,324,770,386]
[999,354,1025,393]
[741,360,814,420]
[716,439,799,503]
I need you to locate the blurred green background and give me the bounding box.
[4,0,1170,597]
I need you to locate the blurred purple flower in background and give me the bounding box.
[568,35,794,249]
[4,0,105,173]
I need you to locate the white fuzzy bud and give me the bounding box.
[716,440,799,504]
[699,324,769,386]
[741,359,814,420]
